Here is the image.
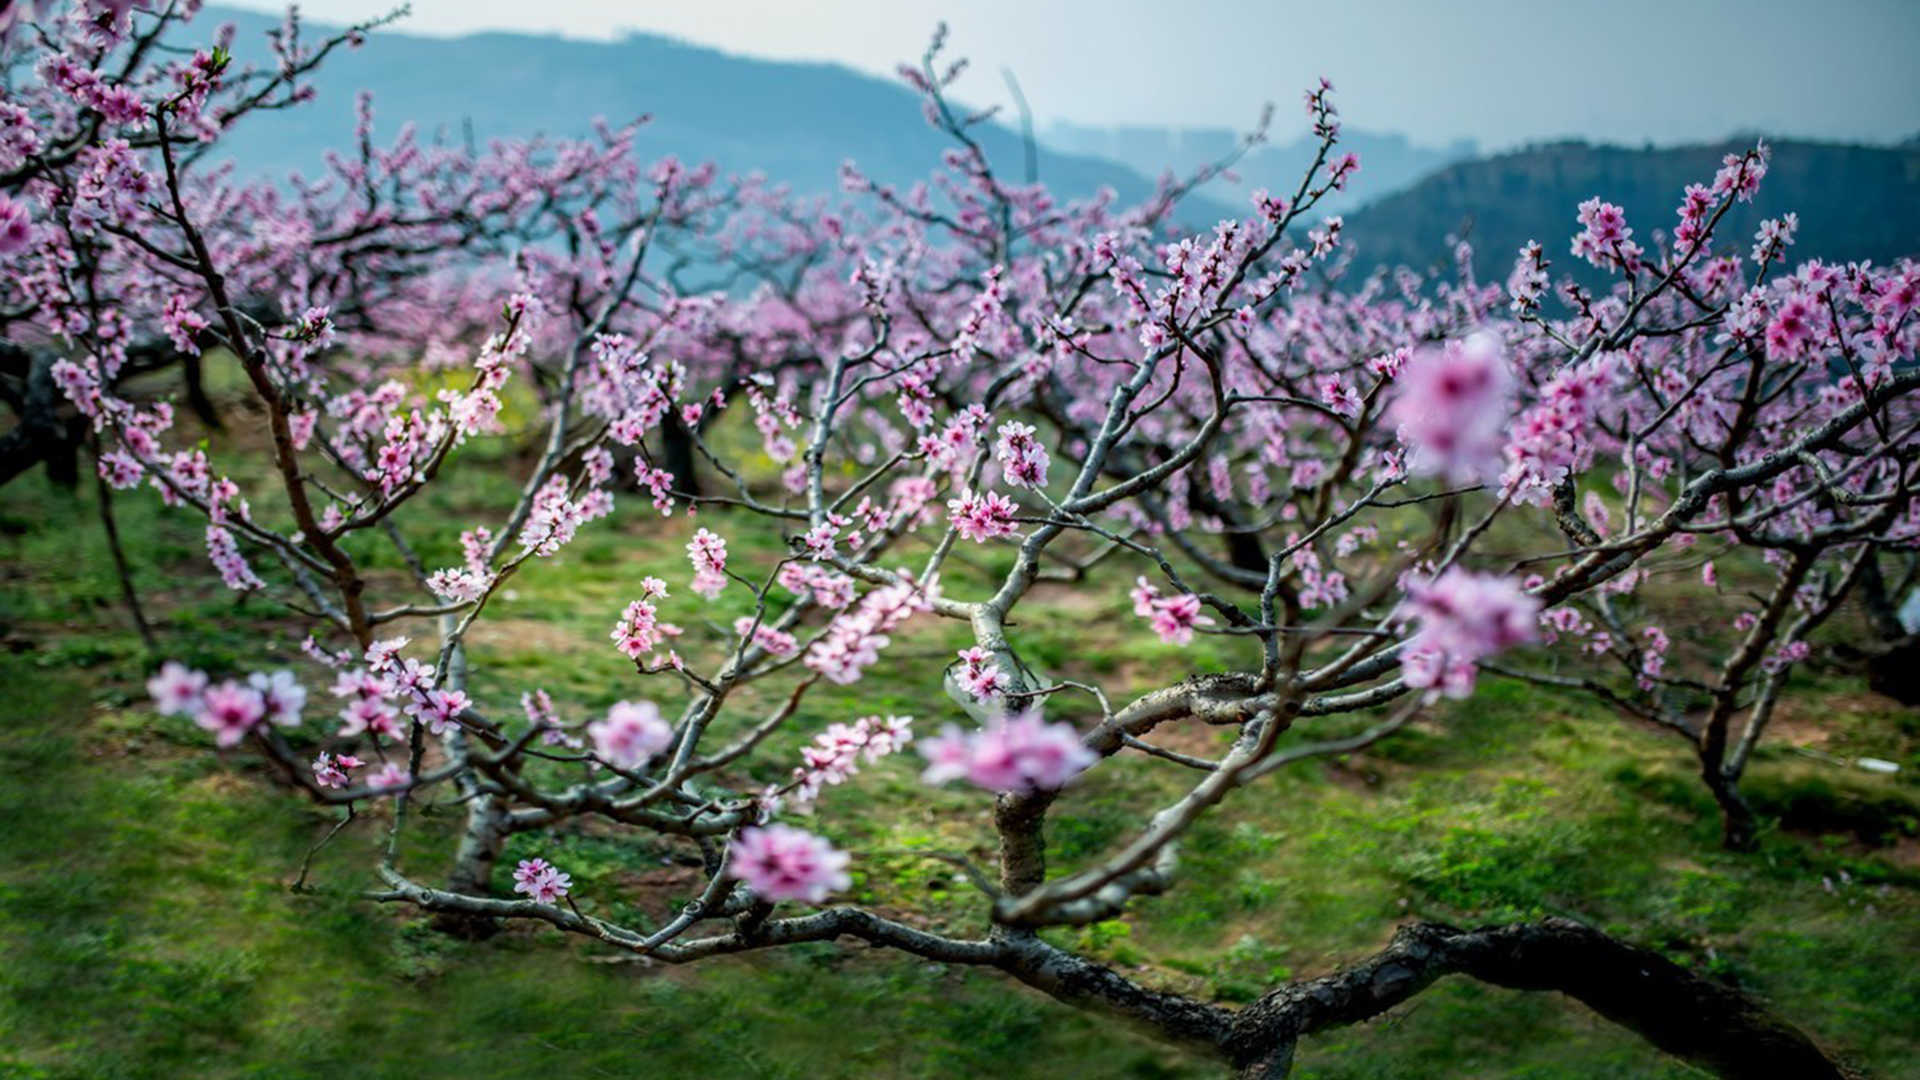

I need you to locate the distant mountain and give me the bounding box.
[1044,122,1478,218]
[175,12,1920,283]
[1338,139,1920,283]
[201,7,1238,222]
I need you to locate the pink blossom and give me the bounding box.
[1765,294,1824,360]
[365,762,412,793]
[426,566,491,604]
[1317,376,1361,418]
[1507,241,1549,311]
[1763,639,1811,674]
[1571,197,1642,269]
[1397,568,1540,697]
[408,687,471,736]
[733,616,800,658]
[247,670,306,728]
[98,450,143,489]
[196,679,266,747]
[364,638,412,675]
[1298,566,1349,610]
[800,522,839,560]
[512,858,573,904]
[0,193,31,256]
[587,700,673,769]
[803,573,937,684]
[332,667,402,739]
[726,824,851,903]
[779,563,856,609]
[312,751,364,789]
[1335,525,1378,557]
[947,490,1020,543]
[1387,332,1513,484]
[1752,213,1798,265]
[337,696,402,740]
[162,298,209,356]
[918,727,974,786]
[953,645,1010,699]
[1130,576,1162,617]
[287,410,317,451]
[1147,593,1213,646]
[206,525,265,591]
[1712,146,1766,202]
[1640,626,1672,690]
[1326,151,1360,190]
[687,527,728,599]
[789,714,913,807]
[1502,352,1617,504]
[611,597,665,661]
[918,709,1094,793]
[993,421,1050,488]
[522,689,579,747]
[1132,578,1216,644]
[1399,647,1477,699]
[147,661,207,716]
[518,475,608,557]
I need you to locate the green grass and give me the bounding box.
[3,441,1918,1078]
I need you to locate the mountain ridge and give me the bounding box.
[200,6,1242,222]
[191,8,1920,275]
[1339,137,1920,281]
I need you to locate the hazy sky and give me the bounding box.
[224,0,1920,149]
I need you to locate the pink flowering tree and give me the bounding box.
[1,0,399,488]
[1,0,731,639]
[1488,172,1920,850]
[15,6,1918,1076]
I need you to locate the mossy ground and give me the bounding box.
[2,423,1917,1079]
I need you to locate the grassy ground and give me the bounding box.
[2,434,1918,1079]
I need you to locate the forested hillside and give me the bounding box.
[1339,138,1920,281]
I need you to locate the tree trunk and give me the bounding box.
[1706,770,1760,852]
[0,352,83,488]
[180,351,223,431]
[431,792,509,940]
[1865,636,1920,706]
[1186,485,1268,581]
[661,409,701,499]
[429,631,509,939]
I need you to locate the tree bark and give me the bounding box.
[1221,919,1857,1079]
[431,791,509,940]
[1,352,83,488]
[429,633,509,939]
[993,789,1056,899]
[661,409,701,499]
[1707,770,1760,852]
[180,351,223,431]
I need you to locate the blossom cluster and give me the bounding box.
[787,714,914,807]
[947,490,1020,543]
[726,824,852,903]
[919,710,1096,793]
[588,700,674,770]
[512,858,573,904]
[1387,332,1514,484]
[687,528,728,599]
[148,662,305,747]
[1130,578,1214,646]
[803,573,938,684]
[1396,569,1542,698]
